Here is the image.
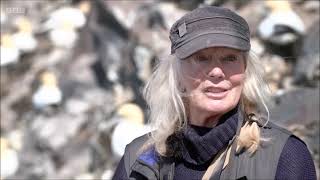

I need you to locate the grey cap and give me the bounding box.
[169,6,251,59]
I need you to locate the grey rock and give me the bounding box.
[31,113,87,151]
[133,46,154,83]
[293,19,320,87]
[65,98,91,115]
[55,146,91,179]
[270,88,320,127]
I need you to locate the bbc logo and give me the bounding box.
[5,7,26,14]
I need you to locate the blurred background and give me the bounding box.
[0,0,319,179]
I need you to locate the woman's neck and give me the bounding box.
[188,106,239,128]
[189,110,222,127]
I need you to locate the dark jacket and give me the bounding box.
[113,115,316,180]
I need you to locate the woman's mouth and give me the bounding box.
[203,87,229,99]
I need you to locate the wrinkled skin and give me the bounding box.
[180,47,246,127]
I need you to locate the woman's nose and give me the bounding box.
[207,66,225,79]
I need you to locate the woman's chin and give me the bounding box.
[203,101,232,114]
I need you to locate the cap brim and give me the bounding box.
[175,33,250,59]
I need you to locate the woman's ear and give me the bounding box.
[177,79,186,93]
[179,85,187,95]
[181,86,186,93]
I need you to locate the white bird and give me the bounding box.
[12,17,37,53]
[0,34,20,66]
[1,17,37,66]
[258,1,305,45]
[43,7,86,31]
[0,137,19,179]
[32,71,62,108]
[45,8,82,48]
[101,169,114,180]
[111,103,151,158]
[43,3,91,48]
[49,27,78,49]
[111,120,151,157]
[12,32,37,53]
[78,0,91,16]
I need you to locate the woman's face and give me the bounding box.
[180,47,246,125]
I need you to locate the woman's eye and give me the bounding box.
[222,55,237,62]
[194,56,210,62]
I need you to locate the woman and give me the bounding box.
[113,6,316,180]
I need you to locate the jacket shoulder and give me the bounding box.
[123,133,150,177]
[266,121,292,134]
[265,120,307,147]
[127,133,150,150]
[260,120,293,139]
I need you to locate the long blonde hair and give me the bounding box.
[143,50,271,156]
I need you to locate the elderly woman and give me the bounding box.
[113,6,316,180]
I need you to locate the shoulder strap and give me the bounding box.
[123,134,150,178]
[202,145,229,180]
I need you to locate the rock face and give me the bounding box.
[0,0,319,179]
[293,19,320,87]
[270,88,319,126]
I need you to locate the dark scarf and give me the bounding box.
[166,107,238,165]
